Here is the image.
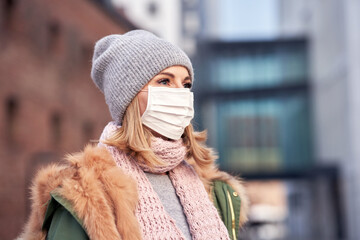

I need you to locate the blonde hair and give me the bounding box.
[103,95,217,170]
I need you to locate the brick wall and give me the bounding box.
[0,0,134,238]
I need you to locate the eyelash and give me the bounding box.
[184,83,192,88]
[158,78,170,85]
[157,79,192,88]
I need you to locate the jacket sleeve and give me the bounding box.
[42,195,89,240]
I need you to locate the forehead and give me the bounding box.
[158,66,191,78]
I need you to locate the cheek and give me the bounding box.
[138,92,148,116]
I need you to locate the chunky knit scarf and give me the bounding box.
[99,122,230,240]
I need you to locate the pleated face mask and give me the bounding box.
[141,86,194,140]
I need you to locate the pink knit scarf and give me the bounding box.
[99,122,230,240]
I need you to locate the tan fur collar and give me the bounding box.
[20,144,248,239]
[20,145,141,240]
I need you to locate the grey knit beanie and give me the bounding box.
[91,30,194,124]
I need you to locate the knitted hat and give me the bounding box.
[91,30,194,124]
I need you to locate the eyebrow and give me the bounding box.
[158,72,191,81]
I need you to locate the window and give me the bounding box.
[4,0,16,28]
[82,121,94,143]
[195,39,312,173]
[47,20,60,52]
[81,43,93,67]
[147,2,158,16]
[5,96,19,145]
[50,112,62,146]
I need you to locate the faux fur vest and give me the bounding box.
[19,144,248,240]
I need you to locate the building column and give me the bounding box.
[344,0,360,239]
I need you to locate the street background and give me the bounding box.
[1,0,360,239]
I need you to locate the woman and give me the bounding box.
[19,30,248,240]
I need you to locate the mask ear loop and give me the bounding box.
[140,85,152,92]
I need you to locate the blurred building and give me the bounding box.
[2,0,359,239]
[110,0,200,56]
[110,0,182,48]
[189,0,360,239]
[0,0,135,239]
[278,1,360,240]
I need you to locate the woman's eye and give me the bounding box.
[158,79,170,85]
[184,82,192,88]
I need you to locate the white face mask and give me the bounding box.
[141,86,194,140]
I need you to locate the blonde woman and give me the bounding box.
[19,30,248,240]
